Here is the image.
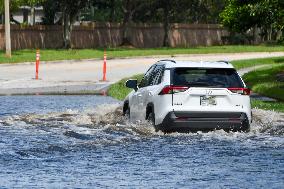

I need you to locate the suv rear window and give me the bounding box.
[173,68,244,88]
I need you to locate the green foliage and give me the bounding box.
[68,0,226,24]
[21,0,45,6]
[80,0,123,22]
[42,0,60,24]
[220,0,284,39]
[220,1,253,33]
[0,0,45,14]
[132,0,226,24]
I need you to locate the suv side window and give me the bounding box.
[139,65,156,88]
[150,65,165,86]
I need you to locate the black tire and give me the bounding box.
[147,112,154,125]
[125,107,130,119]
[241,124,250,132]
[147,112,159,132]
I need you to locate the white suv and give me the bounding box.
[123,60,251,133]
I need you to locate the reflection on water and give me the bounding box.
[0,96,283,188]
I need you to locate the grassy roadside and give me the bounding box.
[243,64,284,101]
[1,45,284,64]
[109,57,284,112]
[232,57,284,69]
[251,99,284,113]
[108,74,144,100]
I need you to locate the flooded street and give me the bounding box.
[0,96,283,188]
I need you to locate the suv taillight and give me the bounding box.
[227,88,251,95]
[159,85,189,95]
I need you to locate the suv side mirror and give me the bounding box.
[125,79,138,91]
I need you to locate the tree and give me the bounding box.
[1,0,44,57]
[58,0,90,48]
[220,0,284,41]
[1,0,45,25]
[85,0,123,22]
[132,0,226,46]
[132,0,178,46]
[0,0,45,12]
[120,0,147,46]
[42,0,60,24]
[136,0,188,46]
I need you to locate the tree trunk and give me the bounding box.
[63,11,72,49]
[162,4,170,47]
[110,0,115,22]
[121,0,133,46]
[90,5,95,21]
[30,6,35,26]
[0,14,4,24]
[23,8,29,23]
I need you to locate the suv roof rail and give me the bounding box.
[217,60,229,64]
[158,59,176,64]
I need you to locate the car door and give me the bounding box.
[139,65,166,120]
[135,64,164,120]
[130,65,156,121]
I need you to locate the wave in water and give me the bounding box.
[0,104,283,139]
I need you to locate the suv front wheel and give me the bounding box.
[147,112,159,132]
[123,102,130,119]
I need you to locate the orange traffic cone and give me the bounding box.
[35,49,40,80]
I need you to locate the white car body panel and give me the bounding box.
[124,60,251,132]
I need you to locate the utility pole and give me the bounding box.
[4,0,11,58]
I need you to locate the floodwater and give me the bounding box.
[0,96,283,188]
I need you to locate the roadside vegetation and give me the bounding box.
[1,45,284,64]
[108,74,144,101]
[251,100,284,113]
[232,57,284,70]
[243,63,284,101]
[109,57,284,113]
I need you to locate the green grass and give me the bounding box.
[108,74,144,100]
[251,99,284,113]
[1,45,284,64]
[231,56,284,69]
[243,64,284,101]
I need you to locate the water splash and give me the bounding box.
[251,109,284,135]
[0,105,283,140]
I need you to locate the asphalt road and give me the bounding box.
[0,52,283,95]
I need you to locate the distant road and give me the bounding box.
[0,52,283,95]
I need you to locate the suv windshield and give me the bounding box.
[173,68,244,88]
